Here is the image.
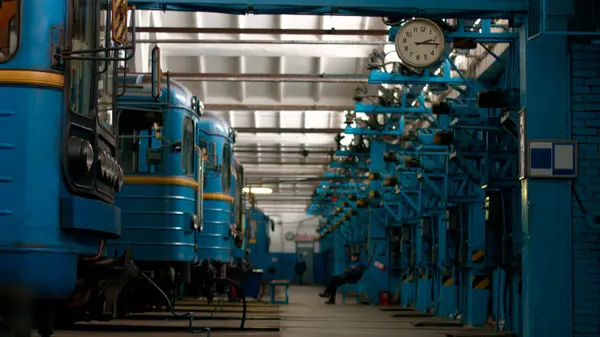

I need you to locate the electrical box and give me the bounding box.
[527,140,578,179]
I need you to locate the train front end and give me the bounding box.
[107,75,204,312]
[0,0,132,334]
[188,113,237,299]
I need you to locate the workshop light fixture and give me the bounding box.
[242,187,273,194]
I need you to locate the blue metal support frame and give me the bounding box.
[528,0,589,40]
[519,16,573,337]
[126,0,527,17]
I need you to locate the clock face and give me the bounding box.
[394,19,445,68]
[285,231,296,241]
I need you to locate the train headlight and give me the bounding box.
[99,151,108,178]
[67,137,94,174]
[116,167,124,191]
[191,214,198,230]
[107,156,117,183]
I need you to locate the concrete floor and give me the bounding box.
[53,285,498,337]
[279,285,492,337]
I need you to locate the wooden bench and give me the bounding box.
[269,280,290,304]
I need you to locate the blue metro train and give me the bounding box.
[0,1,253,334]
[0,1,131,336]
[101,71,250,311]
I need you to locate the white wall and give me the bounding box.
[265,212,319,253]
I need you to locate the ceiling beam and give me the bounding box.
[234,149,334,154]
[238,161,329,165]
[134,72,368,83]
[204,104,353,111]
[132,27,389,36]
[139,39,383,46]
[235,145,334,149]
[236,127,343,134]
[159,42,381,58]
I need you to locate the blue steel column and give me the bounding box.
[367,139,389,303]
[520,12,572,337]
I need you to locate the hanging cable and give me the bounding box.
[132,262,211,336]
[219,278,247,329]
[81,240,104,261]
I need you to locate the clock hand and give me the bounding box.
[416,42,440,46]
[415,39,434,45]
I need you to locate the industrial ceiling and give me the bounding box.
[130,11,507,232]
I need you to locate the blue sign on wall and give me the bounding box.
[527,140,577,178]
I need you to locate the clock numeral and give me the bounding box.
[429,29,432,35]
[406,32,412,38]
[430,50,434,56]
[404,46,408,52]
[409,52,413,57]
[413,26,418,32]
[424,54,428,60]
[403,38,407,43]
[433,36,437,41]
[420,26,426,32]
[416,55,420,61]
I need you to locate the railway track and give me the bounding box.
[53,298,281,337]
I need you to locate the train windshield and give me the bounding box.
[0,0,19,61]
[222,143,231,193]
[235,164,245,234]
[69,0,97,118]
[118,109,164,173]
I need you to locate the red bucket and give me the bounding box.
[379,290,390,306]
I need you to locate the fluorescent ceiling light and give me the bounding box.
[242,187,273,194]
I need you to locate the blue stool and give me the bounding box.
[340,283,364,304]
[269,280,290,304]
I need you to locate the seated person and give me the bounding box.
[319,253,366,304]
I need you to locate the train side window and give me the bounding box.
[182,117,194,177]
[222,143,231,193]
[0,0,20,62]
[118,110,163,174]
[69,0,97,118]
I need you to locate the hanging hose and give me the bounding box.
[132,262,211,336]
[218,278,247,329]
[81,240,105,261]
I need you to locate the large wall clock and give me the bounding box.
[285,231,296,241]
[394,18,445,69]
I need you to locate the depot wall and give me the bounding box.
[570,42,600,336]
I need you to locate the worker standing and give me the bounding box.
[295,255,308,285]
